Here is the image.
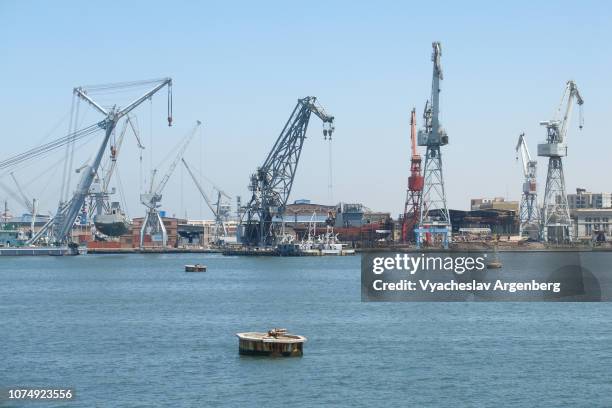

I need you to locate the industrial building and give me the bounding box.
[572,209,611,240]
[568,188,612,209]
[427,207,519,237]
[567,189,612,241]
[470,197,519,212]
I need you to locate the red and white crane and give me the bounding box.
[401,108,423,242]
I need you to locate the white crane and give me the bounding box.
[181,158,231,245]
[416,41,451,249]
[515,133,540,238]
[28,78,173,246]
[139,120,201,247]
[537,80,584,243]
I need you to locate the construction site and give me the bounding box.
[0,42,606,256]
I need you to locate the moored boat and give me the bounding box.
[185,264,206,272]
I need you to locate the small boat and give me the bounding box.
[185,264,206,272]
[486,260,503,269]
[236,328,306,357]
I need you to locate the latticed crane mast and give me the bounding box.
[241,96,335,247]
[401,108,423,242]
[515,133,540,238]
[415,42,451,248]
[538,80,583,243]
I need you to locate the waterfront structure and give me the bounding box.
[430,208,518,236]
[571,208,612,241]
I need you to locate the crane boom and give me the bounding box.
[181,158,217,216]
[156,121,201,196]
[182,158,230,244]
[410,108,418,159]
[102,117,129,193]
[140,120,201,210]
[515,132,532,177]
[559,80,583,142]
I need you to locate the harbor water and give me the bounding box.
[1,254,612,406]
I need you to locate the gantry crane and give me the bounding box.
[401,108,423,242]
[240,96,334,247]
[139,120,201,247]
[415,42,451,248]
[28,78,173,245]
[182,158,231,245]
[538,80,583,243]
[515,133,540,238]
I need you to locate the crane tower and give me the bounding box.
[415,42,451,248]
[515,133,540,239]
[401,108,423,242]
[538,80,583,243]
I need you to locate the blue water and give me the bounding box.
[1,254,611,407]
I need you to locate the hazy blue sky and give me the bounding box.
[1,0,610,220]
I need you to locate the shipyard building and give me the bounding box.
[569,189,612,241]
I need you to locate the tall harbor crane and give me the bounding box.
[515,133,540,238]
[416,42,451,248]
[401,108,423,242]
[139,120,201,247]
[28,78,173,245]
[240,96,335,247]
[182,158,231,244]
[538,80,583,243]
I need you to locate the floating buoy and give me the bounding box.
[236,328,306,357]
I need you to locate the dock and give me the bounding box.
[0,246,78,256]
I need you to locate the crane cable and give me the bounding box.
[115,167,129,219]
[64,97,81,201]
[0,122,102,171]
[60,95,76,202]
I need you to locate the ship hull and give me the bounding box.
[93,214,130,236]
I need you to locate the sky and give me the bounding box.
[0,0,611,221]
